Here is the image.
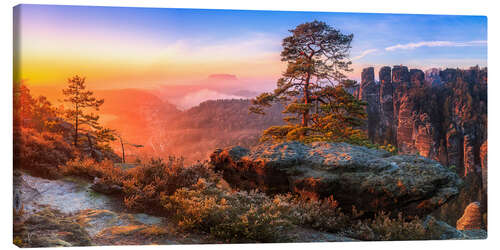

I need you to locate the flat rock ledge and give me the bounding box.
[210,141,463,217]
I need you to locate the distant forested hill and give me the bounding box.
[174,99,284,131]
[99,93,284,163]
[162,99,285,162]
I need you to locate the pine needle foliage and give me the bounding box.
[250,21,368,144]
[62,75,115,149]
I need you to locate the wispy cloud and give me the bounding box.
[385,40,487,51]
[352,49,378,60]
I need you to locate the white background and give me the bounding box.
[0,0,497,249]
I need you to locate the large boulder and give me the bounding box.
[210,141,463,217]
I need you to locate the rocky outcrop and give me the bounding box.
[392,65,410,86]
[410,69,425,87]
[356,65,487,226]
[210,141,462,217]
[479,141,488,229]
[425,68,442,87]
[456,202,483,230]
[395,93,415,153]
[440,68,458,83]
[359,67,380,143]
[357,66,487,180]
[379,66,395,145]
[480,141,487,192]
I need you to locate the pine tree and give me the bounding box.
[310,81,367,143]
[62,75,108,147]
[14,85,60,131]
[250,21,367,143]
[13,85,35,128]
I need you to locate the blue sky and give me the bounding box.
[17,4,487,88]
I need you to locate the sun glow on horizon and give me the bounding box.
[15,4,486,98]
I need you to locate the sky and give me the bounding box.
[14,4,487,104]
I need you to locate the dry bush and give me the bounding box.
[59,156,433,242]
[60,157,294,242]
[348,212,427,241]
[121,158,217,212]
[59,157,123,182]
[270,195,429,241]
[14,127,76,178]
[271,194,356,233]
[162,178,291,243]
[60,156,218,213]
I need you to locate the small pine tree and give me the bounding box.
[62,75,113,148]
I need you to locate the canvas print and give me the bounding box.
[13,4,487,247]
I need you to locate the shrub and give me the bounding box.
[59,156,434,242]
[14,127,76,178]
[349,212,427,241]
[162,178,292,243]
[269,194,355,233]
[379,144,397,154]
[60,157,218,212]
[63,157,293,242]
[59,157,123,182]
[121,158,217,212]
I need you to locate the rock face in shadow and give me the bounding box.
[379,66,395,145]
[480,141,487,193]
[425,68,443,87]
[210,141,463,217]
[359,67,380,142]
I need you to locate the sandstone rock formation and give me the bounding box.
[456,202,483,230]
[210,141,462,217]
[423,215,486,240]
[425,68,442,87]
[379,66,395,145]
[359,67,380,142]
[480,141,487,193]
[357,66,486,179]
[355,65,487,225]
